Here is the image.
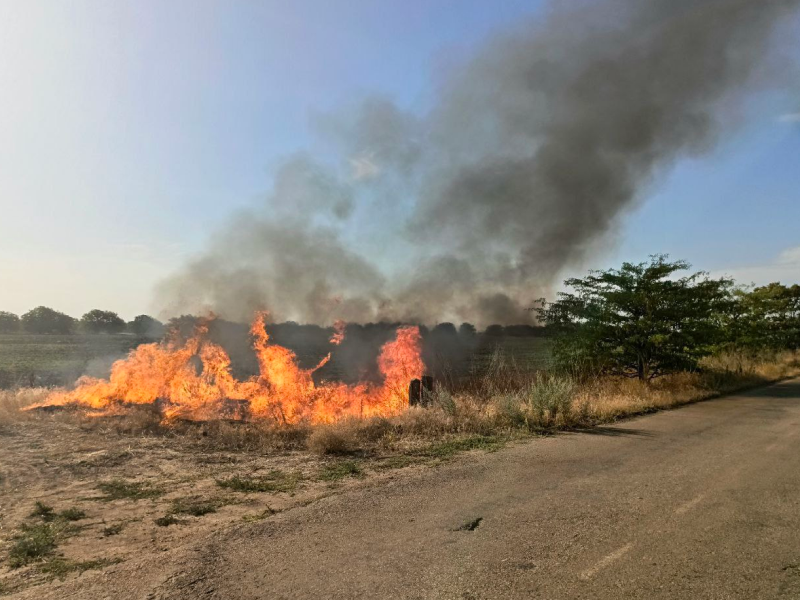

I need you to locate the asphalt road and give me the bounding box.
[28,379,800,599]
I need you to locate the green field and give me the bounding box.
[470,336,553,373]
[0,333,552,389]
[0,334,140,388]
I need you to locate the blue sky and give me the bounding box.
[0,0,798,320]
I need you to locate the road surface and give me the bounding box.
[28,379,800,599]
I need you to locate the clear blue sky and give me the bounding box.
[0,0,798,320]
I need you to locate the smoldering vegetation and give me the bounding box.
[156,0,799,327]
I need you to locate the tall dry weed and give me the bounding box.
[0,388,50,423]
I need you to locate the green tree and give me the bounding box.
[539,256,732,380]
[80,309,126,334]
[128,314,165,338]
[729,283,800,352]
[0,311,20,333]
[21,306,77,334]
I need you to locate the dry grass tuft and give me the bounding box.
[0,387,50,423]
[307,420,360,455]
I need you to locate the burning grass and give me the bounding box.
[10,350,799,460]
[28,313,424,425]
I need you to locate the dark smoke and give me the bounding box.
[156,0,799,327]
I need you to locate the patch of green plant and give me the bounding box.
[28,502,87,524]
[8,523,58,568]
[168,498,221,517]
[318,460,364,481]
[374,455,420,470]
[102,523,125,537]
[418,435,504,459]
[95,479,164,501]
[153,515,184,527]
[39,557,121,580]
[216,470,302,494]
[30,501,56,522]
[7,505,87,569]
[58,507,87,522]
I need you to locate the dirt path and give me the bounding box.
[8,379,800,599]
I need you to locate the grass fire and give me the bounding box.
[2,0,800,597]
[30,313,424,424]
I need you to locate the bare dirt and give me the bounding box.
[3,380,800,599]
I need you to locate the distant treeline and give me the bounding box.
[0,308,166,337]
[0,306,550,339]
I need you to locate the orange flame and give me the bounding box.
[34,314,424,424]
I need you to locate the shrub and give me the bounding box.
[522,374,575,428]
[306,421,359,455]
[8,523,58,568]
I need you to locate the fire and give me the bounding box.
[34,313,424,424]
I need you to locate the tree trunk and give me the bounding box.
[637,356,649,381]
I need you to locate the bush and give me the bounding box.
[306,421,359,455]
[524,374,575,423]
[8,523,58,568]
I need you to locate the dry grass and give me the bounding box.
[5,352,798,459]
[0,387,50,423]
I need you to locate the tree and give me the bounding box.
[0,311,20,333]
[746,283,800,351]
[81,309,126,334]
[539,256,732,380]
[458,322,477,338]
[484,324,505,337]
[128,314,165,338]
[723,283,800,353]
[431,322,458,338]
[21,306,77,334]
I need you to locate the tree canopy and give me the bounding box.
[81,309,126,334]
[128,314,165,338]
[0,311,20,333]
[539,256,732,380]
[21,306,77,334]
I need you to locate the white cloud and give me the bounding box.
[712,245,800,286]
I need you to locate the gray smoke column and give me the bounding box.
[156,0,799,326]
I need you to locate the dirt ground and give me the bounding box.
[3,380,800,599]
[0,412,431,597]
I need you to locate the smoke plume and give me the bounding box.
[156,0,799,327]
